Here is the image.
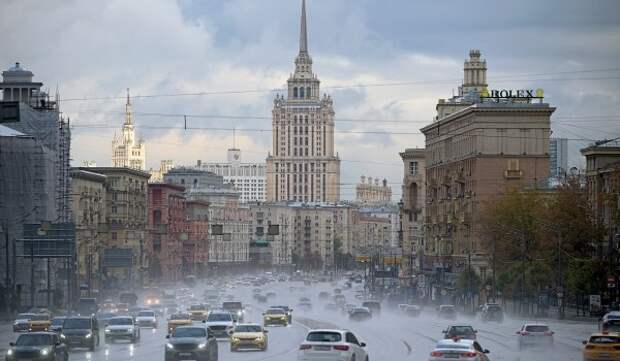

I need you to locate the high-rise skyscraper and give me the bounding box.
[549,138,568,178]
[266,0,340,203]
[112,89,146,170]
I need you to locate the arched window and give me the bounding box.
[300,87,305,98]
[293,87,298,98]
[306,87,311,98]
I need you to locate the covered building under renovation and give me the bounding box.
[0,62,72,311]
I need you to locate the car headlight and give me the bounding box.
[237,311,242,315]
[166,343,174,350]
[60,334,66,339]
[41,348,50,356]
[85,333,92,338]
[7,349,13,356]
[198,343,206,349]
[147,300,152,304]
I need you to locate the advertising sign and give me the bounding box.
[589,294,602,314]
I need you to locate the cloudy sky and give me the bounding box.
[2,0,619,199]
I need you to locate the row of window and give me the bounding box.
[293,86,312,99]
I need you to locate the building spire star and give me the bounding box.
[299,0,308,55]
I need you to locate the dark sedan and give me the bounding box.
[165,326,218,361]
[6,332,68,361]
[349,307,372,321]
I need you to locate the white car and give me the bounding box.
[104,316,140,343]
[203,311,234,338]
[298,329,368,361]
[135,310,158,328]
[516,323,554,349]
[429,338,490,361]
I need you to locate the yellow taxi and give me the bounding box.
[189,304,208,321]
[230,324,268,352]
[167,313,192,334]
[28,314,52,332]
[263,308,288,326]
[583,332,620,361]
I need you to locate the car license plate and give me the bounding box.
[314,345,331,351]
[179,352,192,357]
[445,354,459,359]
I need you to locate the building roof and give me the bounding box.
[148,182,185,192]
[0,124,26,137]
[80,166,151,179]
[69,168,107,183]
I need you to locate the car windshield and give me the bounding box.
[173,328,206,338]
[362,302,378,307]
[108,318,133,325]
[51,318,65,325]
[17,313,34,320]
[235,325,262,332]
[63,318,90,329]
[603,320,620,331]
[307,332,342,342]
[16,334,54,346]
[450,326,475,334]
[189,305,204,310]
[31,315,49,321]
[438,344,471,350]
[525,325,549,332]
[223,302,242,309]
[207,313,231,321]
[266,309,285,315]
[138,311,155,317]
[590,336,620,344]
[170,314,190,320]
[272,305,289,311]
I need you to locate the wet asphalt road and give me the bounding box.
[0,277,597,361]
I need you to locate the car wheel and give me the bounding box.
[365,356,369,361]
[351,354,356,361]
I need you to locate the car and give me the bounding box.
[29,313,52,332]
[516,323,554,349]
[61,316,100,351]
[333,294,346,305]
[342,303,357,315]
[270,305,293,323]
[98,312,117,326]
[263,308,289,326]
[203,311,235,338]
[116,302,130,314]
[298,301,313,311]
[165,326,218,361]
[349,307,372,321]
[324,303,339,312]
[318,291,330,300]
[298,329,368,361]
[49,317,66,333]
[222,301,245,323]
[480,303,503,322]
[136,309,158,328]
[256,294,268,303]
[230,323,269,352]
[334,288,342,295]
[404,304,421,317]
[77,297,98,316]
[600,311,620,332]
[13,313,36,332]
[438,305,457,320]
[119,292,138,307]
[266,291,277,299]
[189,304,209,321]
[443,325,477,340]
[582,331,620,361]
[300,297,311,303]
[167,313,192,334]
[6,332,68,361]
[361,301,381,315]
[104,316,140,343]
[429,338,490,361]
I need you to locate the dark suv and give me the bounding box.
[480,303,504,322]
[7,332,68,361]
[165,326,218,361]
[61,316,100,351]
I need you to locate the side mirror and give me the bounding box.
[9,342,15,346]
[442,330,447,333]
[202,320,206,323]
[474,330,478,333]
[360,342,366,347]
[582,340,587,345]
[263,330,269,334]
[516,331,521,335]
[483,349,490,354]
[56,341,61,346]
[165,334,170,339]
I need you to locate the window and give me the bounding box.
[300,87,305,98]
[306,87,311,98]
[409,161,419,175]
[293,87,298,98]
[345,332,360,345]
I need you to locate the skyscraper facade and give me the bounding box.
[266,0,340,203]
[549,138,568,178]
[112,90,146,170]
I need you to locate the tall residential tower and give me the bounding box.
[112,89,146,170]
[266,0,340,203]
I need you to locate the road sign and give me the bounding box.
[608,276,616,288]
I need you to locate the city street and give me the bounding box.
[0,278,597,361]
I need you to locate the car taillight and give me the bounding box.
[333,345,350,351]
[521,331,529,335]
[299,344,312,350]
[430,351,443,357]
[585,345,595,349]
[461,352,477,357]
[544,331,554,336]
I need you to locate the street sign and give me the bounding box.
[608,276,616,288]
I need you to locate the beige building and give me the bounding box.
[266,0,340,203]
[112,90,146,171]
[399,148,426,276]
[69,168,107,295]
[249,203,295,265]
[149,160,174,183]
[292,204,336,268]
[420,50,555,280]
[86,167,150,287]
[355,176,392,205]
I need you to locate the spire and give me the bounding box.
[299,0,308,54]
[124,88,133,126]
